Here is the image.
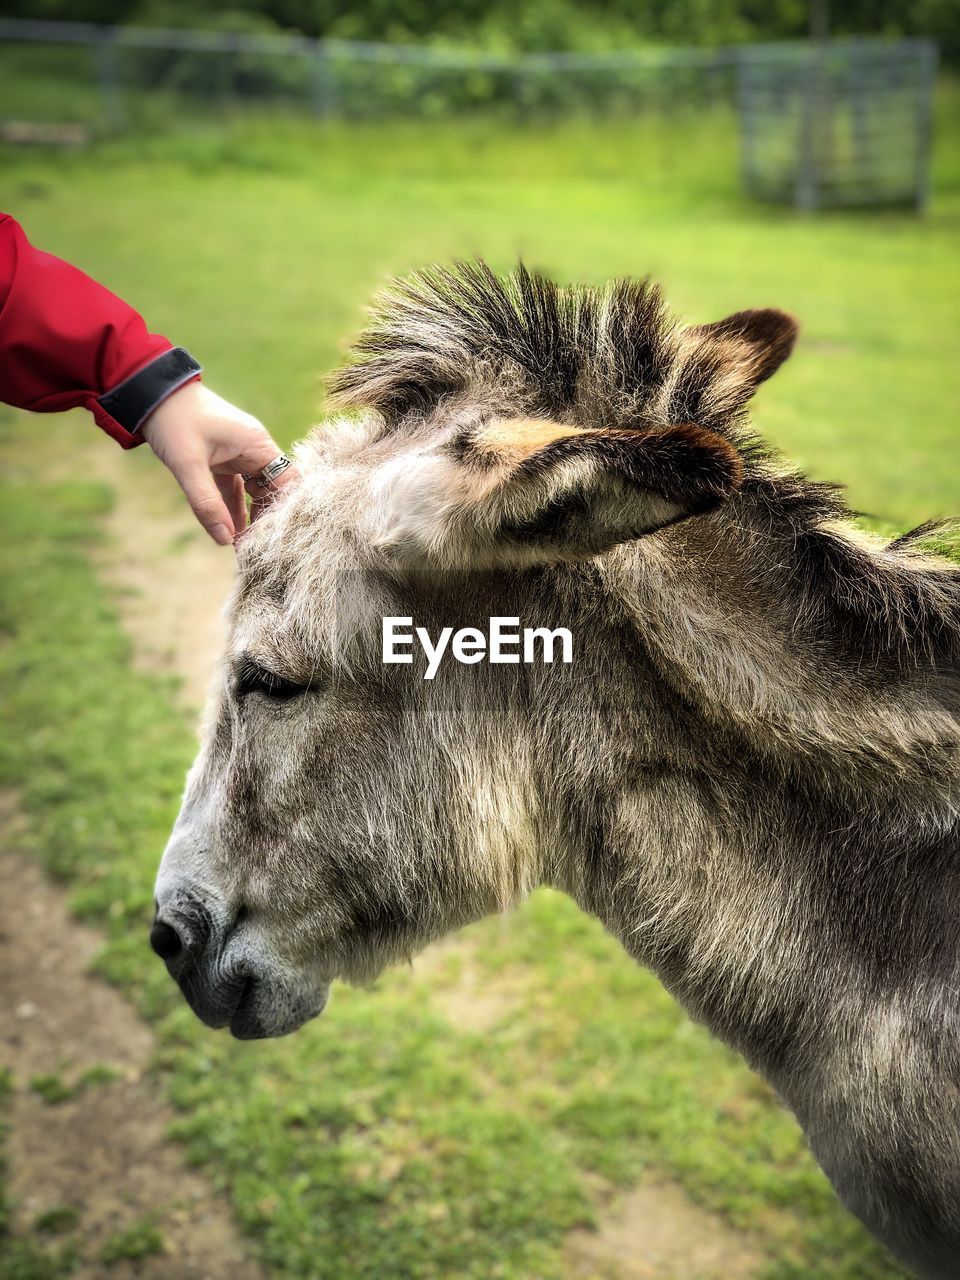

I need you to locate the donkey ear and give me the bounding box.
[666,308,798,430]
[441,416,743,565]
[691,308,798,386]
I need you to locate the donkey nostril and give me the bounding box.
[150,919,184,961]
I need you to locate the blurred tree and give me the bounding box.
[3,0,957,61]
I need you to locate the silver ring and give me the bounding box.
[244,453,293,489]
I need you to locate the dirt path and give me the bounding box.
[1,422,763,1280]
[565,1181,761,1280]
[0,802,265,1280]
[91,439,237,709]
[1,426,259,1277]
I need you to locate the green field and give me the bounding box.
[2,97,959,1279]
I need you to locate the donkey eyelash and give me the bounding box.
[236,659,308,702]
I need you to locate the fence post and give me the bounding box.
[849,36,868,176]
[733,47,755,198]
[94,27,124,132]
[914,42,938,212]
[312,40,336,117]
[795,48,820,211]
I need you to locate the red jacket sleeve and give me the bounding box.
[0,213,182,448]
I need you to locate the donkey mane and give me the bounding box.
[329,259,779,434]
[327,261,960,678]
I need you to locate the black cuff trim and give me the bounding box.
[98,347,202,433]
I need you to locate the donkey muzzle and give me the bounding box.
[150,892,255,1029]
[150,889,328,1039]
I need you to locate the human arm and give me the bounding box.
[0,214,296,541]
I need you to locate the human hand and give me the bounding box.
[140,381,298,544]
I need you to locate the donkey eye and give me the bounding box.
[236,659,308,702]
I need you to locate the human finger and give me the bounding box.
[167,455,235,545]
[216,471,248,536]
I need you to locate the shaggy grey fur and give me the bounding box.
[155,264,960,1279]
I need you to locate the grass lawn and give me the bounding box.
[1,96,959,1279]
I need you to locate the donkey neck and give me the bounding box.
[541,491,960,1077]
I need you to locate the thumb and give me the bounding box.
[169,455,236,546]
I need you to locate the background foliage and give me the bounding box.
[4,0,959,64]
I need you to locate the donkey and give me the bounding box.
[151,264,960,1278]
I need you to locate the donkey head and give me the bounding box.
[151,264,797,1038]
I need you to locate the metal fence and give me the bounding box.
[0,17,741,127]
[737,39,937,209]
[0,19,939,209]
